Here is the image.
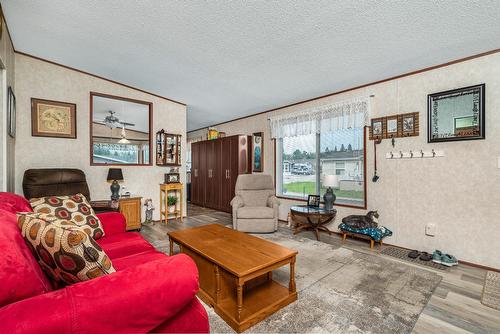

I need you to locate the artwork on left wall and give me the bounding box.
[252,132,263,172]
[7,87,15,138]
[31,98,76,139]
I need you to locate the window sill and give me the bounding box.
[275,194,366,210]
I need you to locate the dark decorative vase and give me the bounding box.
[110,180,120,201]
[323,187,336,211]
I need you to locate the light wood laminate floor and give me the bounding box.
[140,204,500,334]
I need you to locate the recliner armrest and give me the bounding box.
[267,195,280,208]
[230,195,244,209]
[0,254,200,334]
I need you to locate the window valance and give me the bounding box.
[269,97,369,139]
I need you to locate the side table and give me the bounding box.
[160,183,183,224]
[290,205,337,241]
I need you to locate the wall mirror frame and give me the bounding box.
[90,92,153,166]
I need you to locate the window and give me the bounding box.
[277,127,365,208]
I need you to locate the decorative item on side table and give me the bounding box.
[107,168,124,201]
[307,195,320,207]
[31,98,76,139]
[339,211,393,249]
[156,130,181,166]
[322,175,339,210]
[428,84,485,142]
[143,199,155,225]
[252,132,264,172]
[165,167,180,183]
[167,195,178,213]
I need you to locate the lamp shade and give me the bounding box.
[323,175,339,188]
[107,168,124,181]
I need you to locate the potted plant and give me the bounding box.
[167,195,178,213]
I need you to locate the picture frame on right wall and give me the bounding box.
[428,84,485,143]
[252,132,263,172]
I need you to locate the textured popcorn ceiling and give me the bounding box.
[3,1,500,130]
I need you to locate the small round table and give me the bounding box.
[290,206,337,241]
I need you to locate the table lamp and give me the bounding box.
[107,168,124,201]
[323,175,339,210]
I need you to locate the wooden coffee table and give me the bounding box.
[168,224,298,333]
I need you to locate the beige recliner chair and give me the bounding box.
[230,174,280,233]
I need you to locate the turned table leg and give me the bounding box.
[370,239,374,249]
[289,257,296,293]
[169,238,174,255]
[237,279,244,321]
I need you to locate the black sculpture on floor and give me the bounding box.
[342,211,379,229]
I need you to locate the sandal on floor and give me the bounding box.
[419,252,433,261]
[408,250,421,259]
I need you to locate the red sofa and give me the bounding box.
[0,192,209,333]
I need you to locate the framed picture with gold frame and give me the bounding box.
[31,98,77,139]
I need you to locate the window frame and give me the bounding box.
[273,126,367,210]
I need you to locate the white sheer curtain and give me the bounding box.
[269,97,369,139]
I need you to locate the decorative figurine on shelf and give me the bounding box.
[322,175,339,211]
[342,211,379,229]
[143,199,155,225]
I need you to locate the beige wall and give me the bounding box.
[188,52,500,269]
[15,54,187,221]
[0,14,16,192]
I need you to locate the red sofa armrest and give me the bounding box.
[97,211,127,235]
[0,254,200,334]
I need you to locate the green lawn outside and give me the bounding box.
[283,181,364,199]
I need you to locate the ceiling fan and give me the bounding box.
[96,110,135,129]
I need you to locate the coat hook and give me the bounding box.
[399,151,403,158]
[420,150,424,158]
[390,151,394,159]
[391,137,395,147]
[410,150,413,158]
[432,149,436,157]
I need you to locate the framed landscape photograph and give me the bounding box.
[400,112,419,137]
[252,132,263,172]
[31,98,77,139]
[428,84,485,142]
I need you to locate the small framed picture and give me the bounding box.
[369,117,385,140]
[307,195,320,207]
[385,116,399,138]
[165,173,180,184]
[400,112,419,137]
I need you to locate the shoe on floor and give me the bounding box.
[432,250,443,264]
[408,250,420,259]
[419,252,433,261]
[440,254,458,267]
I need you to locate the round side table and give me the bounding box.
[290,205,337,241]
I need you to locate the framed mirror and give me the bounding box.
[428,84,485,143]
[90,92,152,165]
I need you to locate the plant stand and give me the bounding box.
[160,183,183,224]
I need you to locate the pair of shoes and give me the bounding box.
[408,250,432,261]
[432,250,458,266]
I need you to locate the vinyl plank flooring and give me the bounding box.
[140,204,500,334]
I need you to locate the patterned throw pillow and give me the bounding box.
[29,193,105,240]
[17,213,115,285]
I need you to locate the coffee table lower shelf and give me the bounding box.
[201,280,297,333]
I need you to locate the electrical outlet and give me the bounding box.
[425,223,436,236]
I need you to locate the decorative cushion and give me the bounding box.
[17,213,115,285]
[238,190,273,207]
[338,222,393,242]
[29,193,105,240]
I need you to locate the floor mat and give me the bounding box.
[381,246,450,271]
[482,271,500,311]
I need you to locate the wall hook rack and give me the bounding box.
[386,149,445,159]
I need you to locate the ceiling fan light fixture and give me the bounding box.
[118,138,130,144]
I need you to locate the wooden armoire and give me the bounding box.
[191,135,250,212]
